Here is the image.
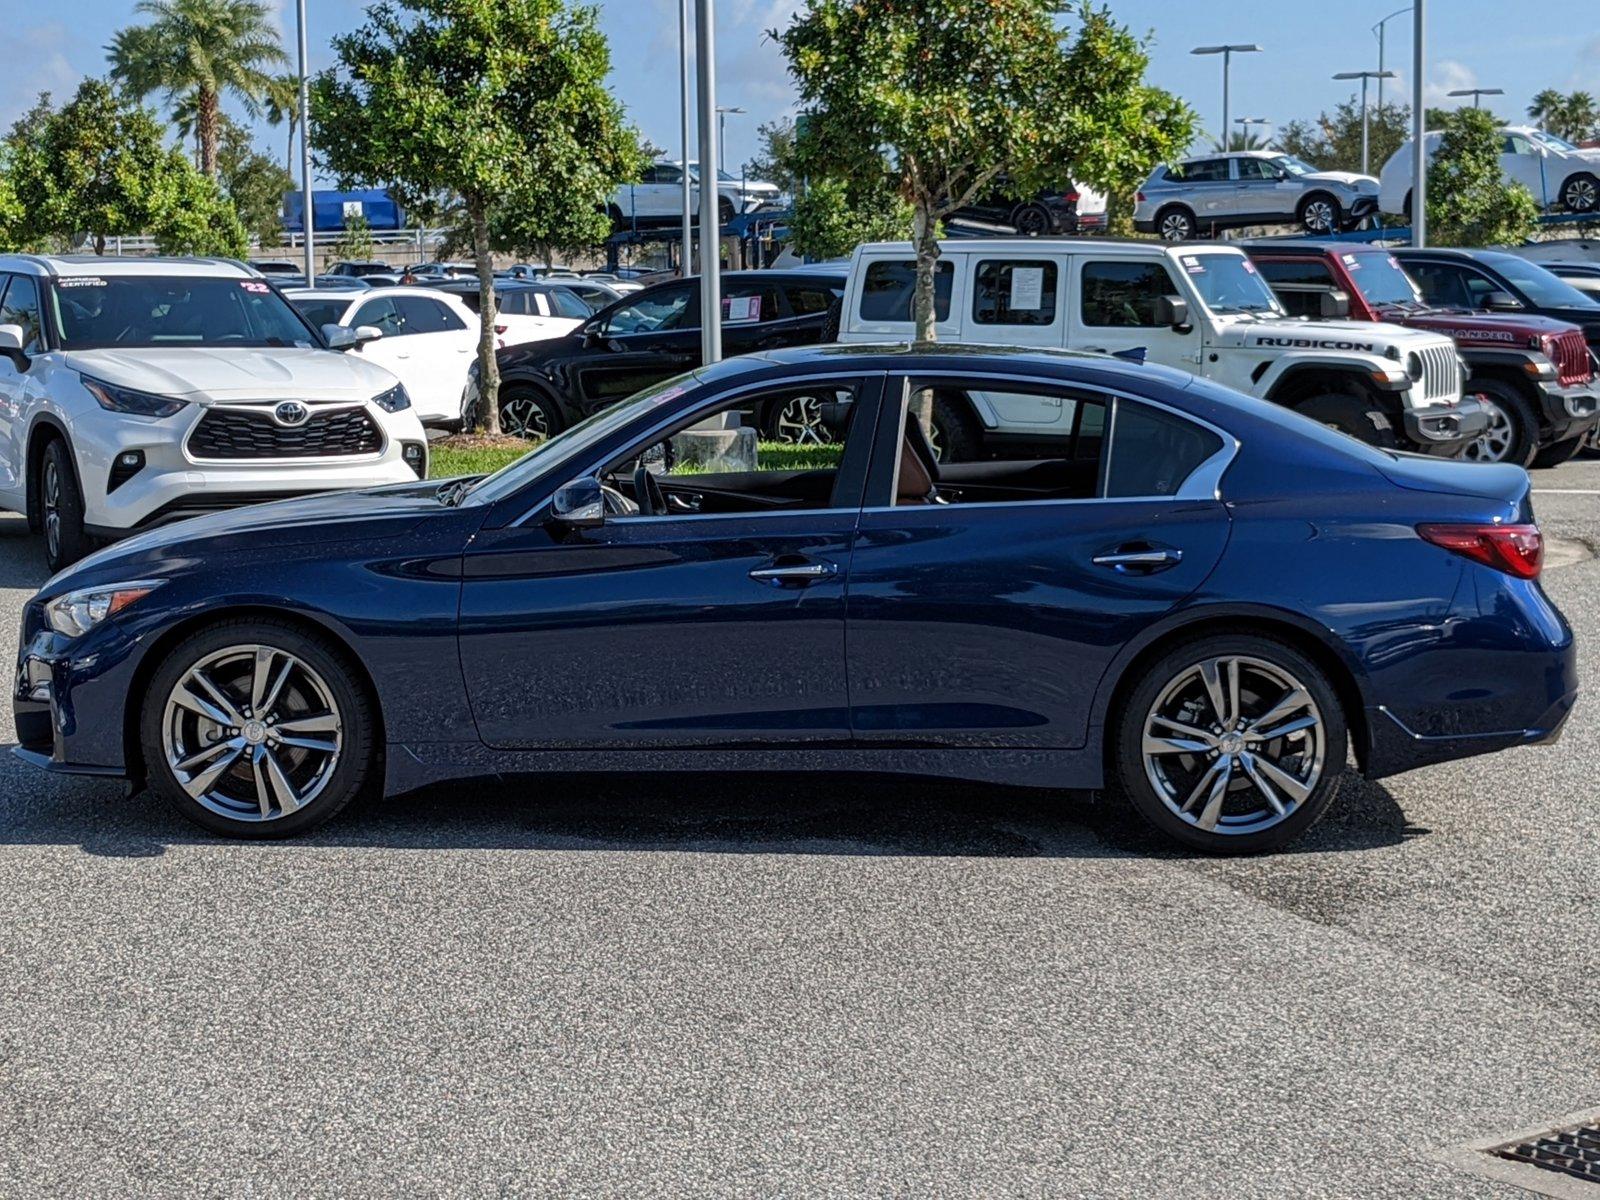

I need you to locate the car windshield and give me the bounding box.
[1479,252,1600,309]
[463,372,698,506]
[1182,254,1285,316]
[1348,253,1423,306]
[49,275,319,350]
[1274,155,1317,176]
[287,296,353,328]
[1531,130,1580,152]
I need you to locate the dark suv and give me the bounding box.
[1247,241,1599,466]
[485,269,846,438]
[949,181,1092,236]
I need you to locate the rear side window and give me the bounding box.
[289,298,350,329]
[785,284,836,316]
[0,274,45,354]
[396,296,466,333]
[1080,262,1179,327]
[1166,159,1228,183]
[723,281,783,325]
[973,260,1058,326]
[1106,402,1223,498]
[859,260,953,323]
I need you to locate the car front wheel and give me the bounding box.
[1561,172,1599,213]
[1298,193,1341,234]
[140,620,376,838]
[39,438,92,573]
[1462,379,1538,466]
[1114,635,1347,854]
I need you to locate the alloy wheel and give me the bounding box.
[1302,200,1336,232]
[1141,655,1327,837]
[161,644,344,823]
[1015,206,1050,236]
[501,395,549,439]
[1565,177,1598,212]
[771,394,833,445]
[1159,211,1193,241]
[1463,394,1514,462]
[42,460,60,563]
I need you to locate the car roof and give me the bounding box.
[283,285,460,300]
[1240,239,1393,255]
[855,237,1237,258]
[0,253,257,278]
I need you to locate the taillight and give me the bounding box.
[1417,523,1542,579]
[1065,191,1079,203]
[1135,191,1146,203]
[494,324,508,335]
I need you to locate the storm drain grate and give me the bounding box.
[1492,1122,1600,1186]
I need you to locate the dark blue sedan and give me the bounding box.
[13,345,1577,853]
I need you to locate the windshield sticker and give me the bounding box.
[57,277,106,288]
[723,295,761,323]
[1008,266,1046,310]
[1241,259,1258,274]
[1181,256,1206,274]
[240,280,271,293]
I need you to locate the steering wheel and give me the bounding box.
[599,483,638,516]
[633,465,668,516]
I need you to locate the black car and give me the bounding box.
[432,278,595,323]
[488,269,846,438]
[1393,248,1600,357]
[948,181,1086,236]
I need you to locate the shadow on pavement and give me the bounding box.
[0,755,1422,861]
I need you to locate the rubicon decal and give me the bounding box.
[1251,336,1377,352]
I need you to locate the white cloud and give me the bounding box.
[0,24,80,127]
[1423,59,1479,109]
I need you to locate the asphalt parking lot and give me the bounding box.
[0,462,1596,1198]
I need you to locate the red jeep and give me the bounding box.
[1245,241,1600,466]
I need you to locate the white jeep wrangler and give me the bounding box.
[838,239,1483,460]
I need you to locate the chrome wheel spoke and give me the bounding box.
[1180,756,1230,815]
[1192,759,1235,832]
[1143,733,1213,756]
[1248,752,1313,805]
[1249,713,1317,743]
[181,743,245,798]
[1250,687,1311,734]
[1198,657,1241,730]
[175,736,245,774]
[1149,714,1217,744]
[273,734,337,753]
[272,711,338,736]
[260,746,303,814]
[190,669,246,726]
[172,681,236,727]
[1239,753,1287,816]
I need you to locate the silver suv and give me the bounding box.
[1135,151,1380,240]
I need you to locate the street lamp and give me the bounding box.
[1192,44,1263,150]
[1411,1,1427,246]
[1333,70,1398,173]
[1373,6,1412,113]
[295,0,313,280]
[715,105,745,171]
[1448,87,1504,110]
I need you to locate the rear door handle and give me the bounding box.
[1093,548,1184,573]
[749,559,838,586]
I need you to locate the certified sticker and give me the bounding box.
[57,277,106,288]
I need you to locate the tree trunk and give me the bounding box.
[198,88,220,178]
[94,234,106,255]
[286,118,296,175]
[911,200,939,344]
[469,200,502,437]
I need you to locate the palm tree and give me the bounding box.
[1529,88,1567,133]
[1558,92,1598,143]
[263,73,302,175]
[107,0,287,178]
[1222,130,1273,152]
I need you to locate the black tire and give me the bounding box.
[1112,633,1348,855]
[39,438,92,572]
[498,385,563,441]
[140,618,376,839]
[1531,434,1586,469]
[1463,377,1539,467]
[1295,392,1401,449]
[819,294,842,344]
[1298,192,1341,234]
[1012,203,1053,236]
[1560,172,1599,214]
[930,395,981,462]
[1155,204,1196,241]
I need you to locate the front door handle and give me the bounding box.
[1093,547,1184,573]
[749,559,838,586]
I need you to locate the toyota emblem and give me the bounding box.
[273,401,310,427]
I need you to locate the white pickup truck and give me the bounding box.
[837,238,1484,460]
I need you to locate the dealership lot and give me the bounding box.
[0,463,1595,1197]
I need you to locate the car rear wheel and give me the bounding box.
[1298,193,1341,234]
[1530,434,1586,469]
[1155,205,1196,241]
[1463,379,1538,466]
[39,439,92,573]
[1114,635,1347,854]
[1561,172,1599,213]
[141,620,375,839]
[499,387,562,440]
[1296,393,1400,449]
[1012,203,1053,236]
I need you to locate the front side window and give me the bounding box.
[49,275,317,350]
[547,288,592,320]
[1274,155,1318,176]
[722,281,782,325]
[973,260,1058,326]
[1081,261,1179,327]
[395,296,466,333]
[859,260,953,323]
[1235,159,1279,182]
[0,274,46,354]
[1477,252,1600,309]
[288,297,352,329]
[603,284,697,335]
[785,285,837,316]
[352,297,406,336]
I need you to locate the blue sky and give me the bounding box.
[6,0,1600,182]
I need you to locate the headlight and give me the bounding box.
[1406,352,1424,381]
[373,383,411,412]
[45,580,164,638]
[81,375,187,418]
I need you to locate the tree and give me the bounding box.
[1528,88,1566,133]
[107,0,287,178]
[744,118,799,196]
[1524,88,1596,140]
[790,176,913,260]
[333,213,375,262]
[216,115,293,243]
[1427,107,1539,246]
[150,161,250,256]
[313,0,643,435]
[778,0,1193,341]
[263,73,303,174]
[1277,99,1411,176]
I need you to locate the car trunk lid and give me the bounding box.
[1375,455,1534,521]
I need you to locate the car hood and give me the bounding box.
[1309,170,1379,190]
[1217,316,1441,351]
[63,346,398,403]
[1389,309,1579,344]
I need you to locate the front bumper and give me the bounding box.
[13,603,138,777]
[1345,195,1380,222]
[1534,379,1600,443]
[1401,396,1490,456]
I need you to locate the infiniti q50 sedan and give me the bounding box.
[14,345,1576,853]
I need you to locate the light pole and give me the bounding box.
[1233,116,1270,149]
[1448,86,1504,110]
[695,0,720,364]
[1192,44,1263,149]
[715,105,745,171]
[295,0,313,280]
[1411,0,1426,246]
[1333,70,1397,173]
[678,0,692,275]
[1373,6,1412,113]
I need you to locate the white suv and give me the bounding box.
[1380,125,1600,217]
[0,255,430,570]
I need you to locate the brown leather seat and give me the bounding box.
[896,417,941,504]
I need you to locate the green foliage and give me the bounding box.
[1427,107,1540,247]
[312,0,644,433]
[333,213,375,261]
[744,118,799,196]
[150,161,250,256]
[1529,89,1598,143]
[777,0,1193,339]
[216,115,293,243]
[107,0,287,177]
[790,176,912,260]
[1277,100,1411,175]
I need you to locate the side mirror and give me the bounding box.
[1483,289,1521,311]
[549,476,605,530]
[352,324,384,345]
[323,324,357,349]
[1154,295,1190,330]
[582,325,604,347]
[0,324,28,368]
[1319,288,1352,319]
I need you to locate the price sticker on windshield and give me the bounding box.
[1181,255,1206,274]
[1241,259,1258,274]
[240,281,271,293]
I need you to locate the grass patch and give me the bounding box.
[430,434,843,480]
